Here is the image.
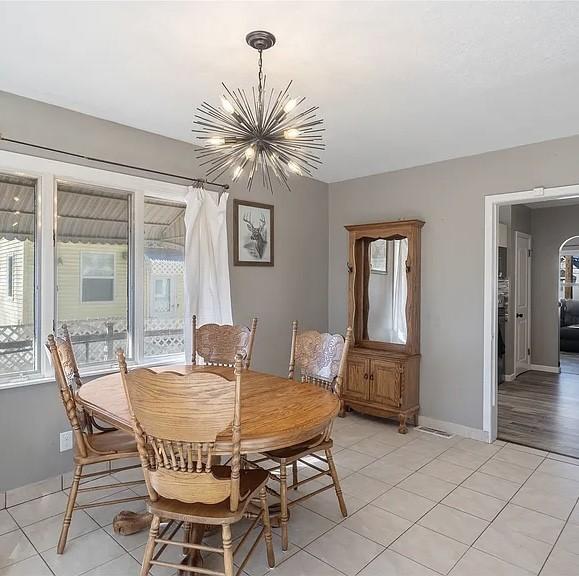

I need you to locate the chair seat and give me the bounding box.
[264,436,333,462]
[147,467,269,524]
[75,430,139,463]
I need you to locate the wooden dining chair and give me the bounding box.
[118,352,274,576]
[59,324,116,433]
[256,322,352,551]
[46,335,145,554]
[192,315,258,368]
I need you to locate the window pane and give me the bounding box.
[56,183,131,367]
[144,198,185,358]
[0,174,37,380]
[81,253,115,278]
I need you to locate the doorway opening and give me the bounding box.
[488,190,579,457]
[559,237,579,375]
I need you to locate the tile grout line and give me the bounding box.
[535,495,579,575]
[6,417,579,575]
[466,452,563,575]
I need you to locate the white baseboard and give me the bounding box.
[417,416,489,443]
[529,364,560,374]
[504,373,516,382]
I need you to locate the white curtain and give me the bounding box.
[391,238,408,344]
[184,187,232,341]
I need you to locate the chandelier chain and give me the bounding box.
[257,49,264,98]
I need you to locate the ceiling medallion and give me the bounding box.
[193,30,325,192]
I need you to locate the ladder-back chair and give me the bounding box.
[46,335,144,554]
[118,352,274,576]
[256,321,352,551]
[192,315,258,368]
[60,324,116,433]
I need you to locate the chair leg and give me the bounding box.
[140,515,160,576]
[292,461,298,490]
[222,524,234,576]
[182,522,191,555]
[260,487,275,568]
[326,448,348,517]
[279,460,289,551]
[57,464,82,554]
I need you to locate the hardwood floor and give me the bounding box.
[498,368,579,458]
[560,351,579,374]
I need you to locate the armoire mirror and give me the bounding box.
[365,237,408,344]
[346,220,423,356]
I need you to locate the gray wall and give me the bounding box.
[0,91,329,491]
[530,204,579,368]
[328,135,579,430]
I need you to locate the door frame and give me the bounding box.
[483,183,579,442]
[514,231,532,377]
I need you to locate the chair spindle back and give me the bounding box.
[192,315,258,368]
[46,334,88,458]
[119,352,244,512]
[288,322,353,397]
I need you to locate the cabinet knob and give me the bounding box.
[369,374,374,381]
[363,373,368,380]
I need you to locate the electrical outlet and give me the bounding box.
[60,430,73,452]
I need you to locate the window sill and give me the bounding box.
[0,354,186,392]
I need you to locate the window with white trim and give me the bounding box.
[143,197,185,359]
[0,173,38,381]
[56,183,131,367]
[0,150,189,387]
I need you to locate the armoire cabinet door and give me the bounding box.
[369,359,401,408]
[344,357,370,401]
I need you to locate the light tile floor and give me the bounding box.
[2,413,579,575]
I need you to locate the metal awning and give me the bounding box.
[0,177,185,245]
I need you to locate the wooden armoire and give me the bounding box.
[342,220,424,433]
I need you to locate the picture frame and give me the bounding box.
[369,238,388,274]
[233,199,274,266]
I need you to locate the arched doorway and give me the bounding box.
[559,236,579,374]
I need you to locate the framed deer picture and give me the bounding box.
[233,199,274,266]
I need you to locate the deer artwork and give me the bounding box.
[243,212,268,259]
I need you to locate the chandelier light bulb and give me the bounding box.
[232,165,244,181]
[283,128,300,139]
[287,161,302,175]
[283,98,298,114]
[208,136,226,146]
[220,97,235,114]
[194,30,325,192]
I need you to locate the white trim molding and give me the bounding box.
[529,364,561,374]
[484,182,579,443]
[417,416,489,443]
[0,149,189,390]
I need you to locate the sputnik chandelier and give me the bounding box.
[193,30,324,192]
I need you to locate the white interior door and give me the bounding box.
[515,232,532,376]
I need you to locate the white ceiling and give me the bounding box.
[1,1,579,183]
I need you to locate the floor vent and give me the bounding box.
[416,426,454,439]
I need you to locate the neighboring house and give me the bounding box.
[0,181,186,372]
[56,242,129,323]
[0,238,34,327]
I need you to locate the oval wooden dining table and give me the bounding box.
[77,364,340,452]
[76,364,340,573]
